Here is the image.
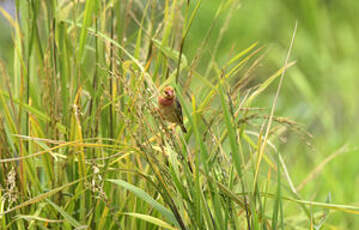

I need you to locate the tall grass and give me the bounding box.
[0,0,358,229]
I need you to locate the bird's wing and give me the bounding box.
[175,98,184,124]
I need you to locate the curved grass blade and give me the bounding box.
[122,212,177,230]
[107,179,179,227]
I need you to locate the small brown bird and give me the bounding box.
[158,86,187,133]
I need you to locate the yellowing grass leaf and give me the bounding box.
[152,39,188,68]
[122,212,177,230]
[224,42,258,68]
[245,61,296,107]
[0,178,85,216]
[261,193,359,215]
[15,214,63,223]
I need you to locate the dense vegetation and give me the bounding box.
[0,0,358,229]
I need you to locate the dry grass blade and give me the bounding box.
[296,144,350,191]
[0,178,85,216]
[253,21,298,189]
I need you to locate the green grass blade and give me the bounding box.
[107,179,179,227]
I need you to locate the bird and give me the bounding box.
[158,86,187,133]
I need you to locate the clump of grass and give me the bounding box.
[0,1,358,230]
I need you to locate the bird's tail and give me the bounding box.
[180,123,187,133]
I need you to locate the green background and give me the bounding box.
[186,0,359,227]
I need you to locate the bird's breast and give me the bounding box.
[159,103,178,123]
[158,97,174,106]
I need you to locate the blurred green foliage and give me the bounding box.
[185,0,359,227]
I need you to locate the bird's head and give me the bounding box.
[162,86,175,100]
